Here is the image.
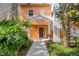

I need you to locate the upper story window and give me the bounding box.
[40,9,45,16]
[28,9,33,17]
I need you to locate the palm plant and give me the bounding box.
[56,3,79,47]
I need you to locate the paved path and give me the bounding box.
[27,40,49,56]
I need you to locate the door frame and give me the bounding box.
[39,26,45,38]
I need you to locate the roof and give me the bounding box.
[29,15,49,26]
[21,3,51,6]
[29,15,51,20]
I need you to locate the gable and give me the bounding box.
[29,15,51,20]
[29,15,49,26]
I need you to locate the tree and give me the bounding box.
[60,3,71,47]
[8,3,18,20]
[56,3,79,47]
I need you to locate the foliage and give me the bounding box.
[55,3,79,47]
[48,42,79,56]
[56,3,79,23]
[17,39,32,56]
[0,18,30,56]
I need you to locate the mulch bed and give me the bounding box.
[17,42,33,56]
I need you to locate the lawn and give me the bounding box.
[48,42,79,56]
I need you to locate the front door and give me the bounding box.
[39,27,45,38]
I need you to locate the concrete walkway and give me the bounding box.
[27,40,49,56]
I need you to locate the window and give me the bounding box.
[28,10,33,16]
[40,9,45,16]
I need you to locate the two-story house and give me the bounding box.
[0,3,79,42]
[19,3,53,41]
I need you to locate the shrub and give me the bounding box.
[0,19,29,56]
[48,42,79,56]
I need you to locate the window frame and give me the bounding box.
[28,9,34,17]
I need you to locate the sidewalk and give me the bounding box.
[26,40,49,56]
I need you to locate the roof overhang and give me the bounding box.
[20,3,51,6]
[29,15,51,21]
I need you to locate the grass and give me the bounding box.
[48,42,79,56]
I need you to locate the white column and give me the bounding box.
[48,19,51,40]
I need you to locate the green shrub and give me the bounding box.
[48,42,79,56]
[0,19,30,56]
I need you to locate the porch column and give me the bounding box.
[48,20,51,40]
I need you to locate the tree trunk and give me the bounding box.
[60,4,71,47]
[8,3,18,20]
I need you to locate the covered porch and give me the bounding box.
[27,15,52,41]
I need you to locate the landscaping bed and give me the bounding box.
[17,39,33,56]
[47,42,79,56]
